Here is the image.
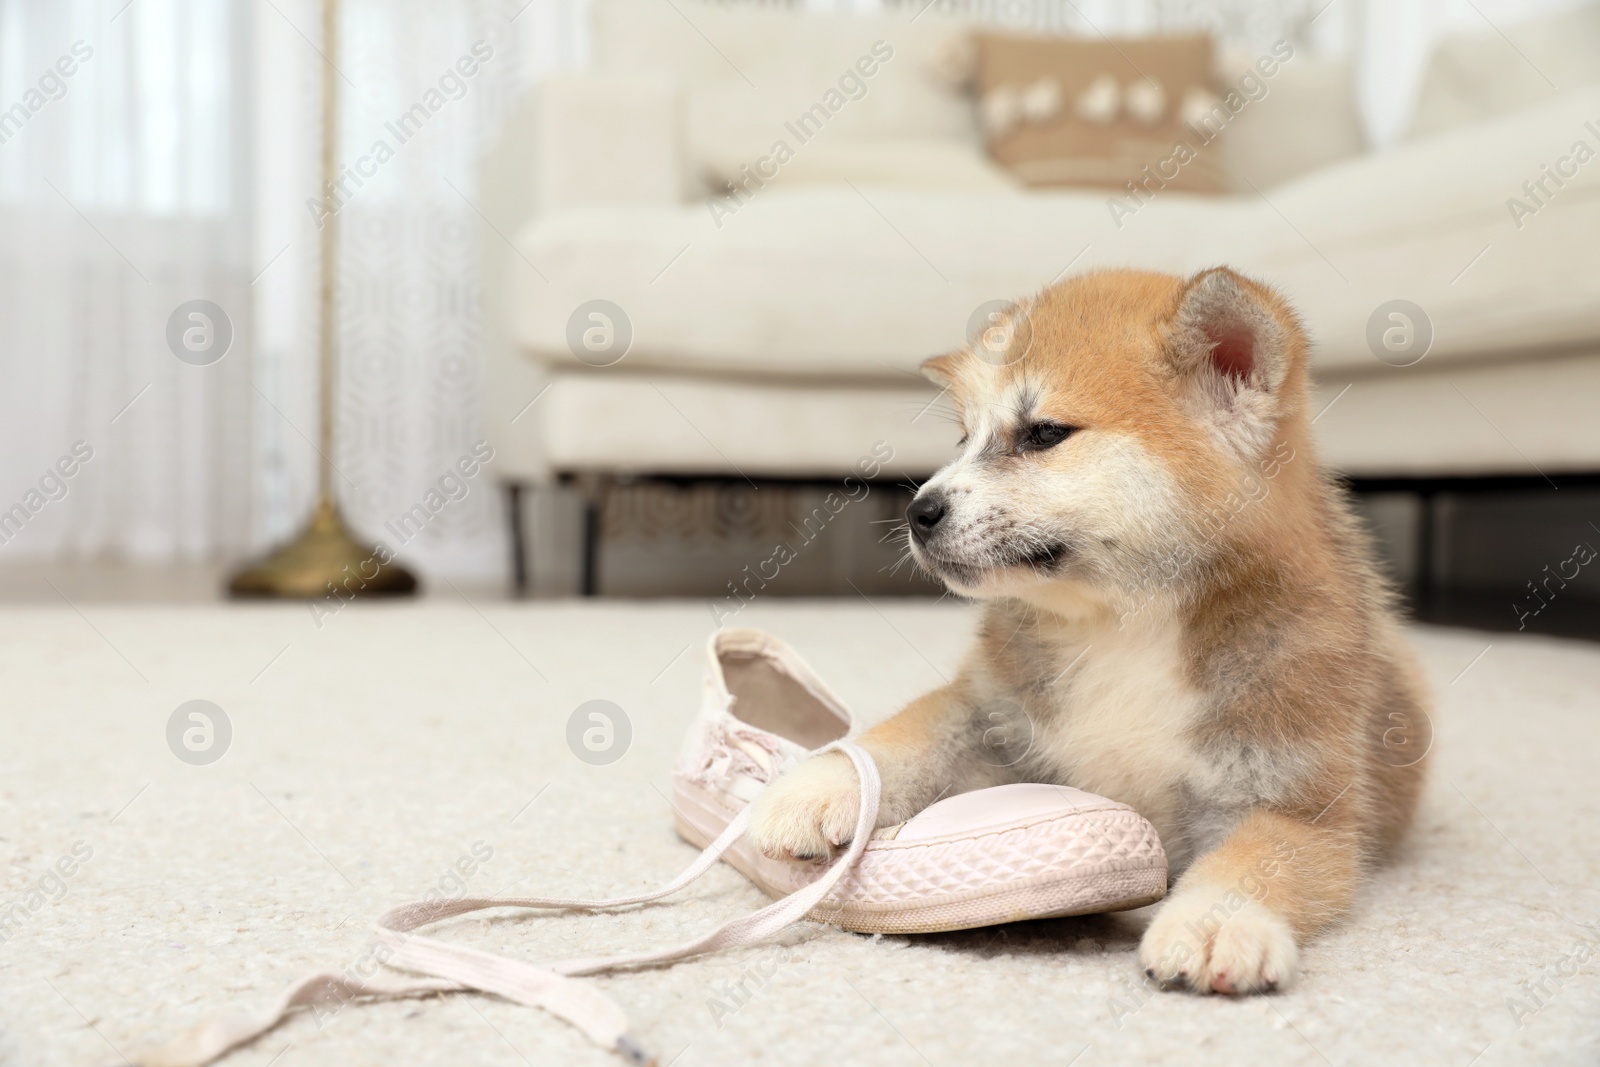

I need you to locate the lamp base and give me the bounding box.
[227,496,417,599]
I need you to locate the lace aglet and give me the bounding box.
[617,1033,655,1066]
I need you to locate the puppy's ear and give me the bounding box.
[1165,267,1300,455]
[920,351,963,388]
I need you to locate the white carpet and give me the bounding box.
[2,601,1598,1067]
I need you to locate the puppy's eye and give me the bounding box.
[1022,422,1075,451]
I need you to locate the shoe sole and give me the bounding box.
[672,779,1167,935]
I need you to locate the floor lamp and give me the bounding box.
[228,0,416,599]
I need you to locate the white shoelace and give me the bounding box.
[141,742,881,1067]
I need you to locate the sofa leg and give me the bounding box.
[1415,489,1436,621]
[581,498,600,597]
[506,482,529,597]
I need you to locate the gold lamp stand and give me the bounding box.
[228,0,416,599]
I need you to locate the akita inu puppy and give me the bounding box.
[748,267,1430,994]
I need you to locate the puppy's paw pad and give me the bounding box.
[1138,886,1298,995]
[747,753,861,863]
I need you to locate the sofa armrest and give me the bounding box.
[481,73,685,484]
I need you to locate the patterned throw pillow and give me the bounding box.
[972,32,1229,194]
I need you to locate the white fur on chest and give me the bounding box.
[1032,622,1209,832]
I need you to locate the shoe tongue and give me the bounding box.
[729,736,776,773]
[894,784,1123,843]
[705,723,807,801]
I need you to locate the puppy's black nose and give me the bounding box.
[907,493,947,543]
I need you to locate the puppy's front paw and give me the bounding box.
[1139,886,1298,995]
[747,752,861,862]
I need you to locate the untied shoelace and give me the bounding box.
[139,741,881,1067]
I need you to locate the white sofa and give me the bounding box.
[482,0,1600,588]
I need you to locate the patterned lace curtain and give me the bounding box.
[254,0,561,582]
[255,0,582,581]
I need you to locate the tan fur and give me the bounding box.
[748,268,1430,995]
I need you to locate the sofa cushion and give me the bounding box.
[592,0,977,196]
[511,185,1272,379]
[972,31,1228,193]
[1215,49,1365,192]
[1408,2,1600,141]
[531,371,956,477]
[726,136,1019,193]
[1308,351,1600,477]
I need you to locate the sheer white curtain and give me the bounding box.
[0,0,584,580]
[0,0,253,562]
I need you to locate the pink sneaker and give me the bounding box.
[673,629,1168,934]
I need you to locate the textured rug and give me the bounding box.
[2,601,1597,1067]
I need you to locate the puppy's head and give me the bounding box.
[907,267,1311,615]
